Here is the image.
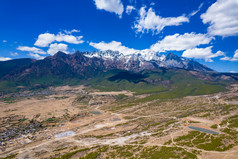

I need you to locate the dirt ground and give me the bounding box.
[0,85,238,159]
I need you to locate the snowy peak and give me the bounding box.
[84,50,164,62]
[82,50,213,72]
[84,50,123,60]
[162,53,188,69]
[166,53,183,61]
[135,51,165,61]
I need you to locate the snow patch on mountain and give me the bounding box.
[83,50,213,72]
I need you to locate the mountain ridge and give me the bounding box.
[83,50,213,72]
[0,50,237,93]
[0,50,214,81]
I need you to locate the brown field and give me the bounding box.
[0,85,238,159]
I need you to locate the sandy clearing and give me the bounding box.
[52,85,85,92]
[75,131,152,146]
[89,91,134,96]
[0,95,78,120]
[54,131,76,138]
[185,117,216,125]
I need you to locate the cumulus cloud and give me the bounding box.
[90,33,213,57]
[47,43,68,55]
[34,31,84,47]
[150,33,213,52]
[17,46,46,54]
[201,0,238,37]
[28,53,45,60]
[89,32,227,62]
[90,41,137,55]
[126,5,135,15]
[182,46,224,62]
[3,40,7,43]
[94,0,124,18]
[56,33,83,45]
[231,50,238,61]
[34,33,55,47]
[134,7,189,34]
[0,57,11,61]
[219,50,238,61]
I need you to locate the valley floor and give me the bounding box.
[0,85,238,159]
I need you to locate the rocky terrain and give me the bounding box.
[0,84,238,159]
[0,51,218,83]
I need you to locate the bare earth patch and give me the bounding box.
[0,85,238,159]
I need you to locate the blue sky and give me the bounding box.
[0,0,238,72]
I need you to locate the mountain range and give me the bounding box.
[1,50,212,79]
[84,50,214,72]
[0,50,237,94]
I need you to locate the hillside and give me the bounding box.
[0,51,237,95]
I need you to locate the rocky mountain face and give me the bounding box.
[83,50,213,72]
[1,50,213,81]
[2,51,105,80]
[0,58,36,79]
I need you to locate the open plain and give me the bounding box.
[0,84,238,159]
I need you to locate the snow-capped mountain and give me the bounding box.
[0,50,214,83]
[83,50,213,72]
[84,50,165,62]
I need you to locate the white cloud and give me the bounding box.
[134,7,189,34]
[90,33,213,56]
[10,52,18,56]
[189,3,204,17]
[182,46,224,62]
[28,53,45,60]
[94,0,124,18]
[220,56,231,61]
[64,29,80,34]
[150,33,213,52]
[219,50,238,61]
[201,0,238,37]
[47,43,68,55]
[126,5,135,15]
[34,33,55,47]
[34,31,84,47]
[17,46,46,54]
[230,49,238,61]
[89,32,225,62]
[89,41,137,55]
[3,40,7,43]
[55,33,84,45]
[0,57,11,61]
